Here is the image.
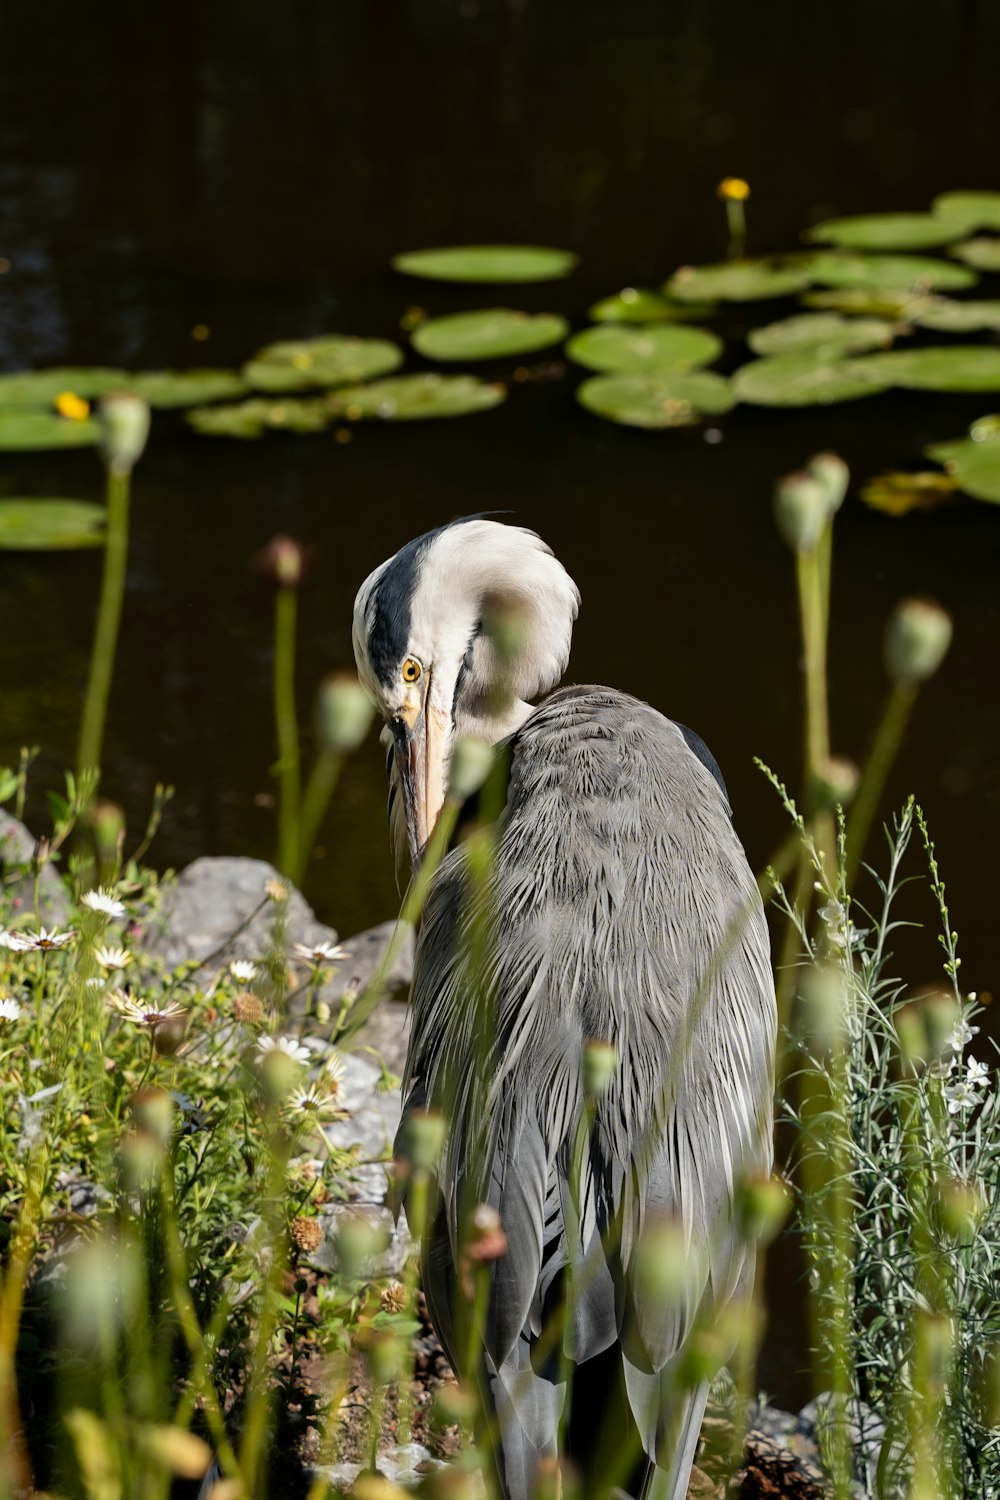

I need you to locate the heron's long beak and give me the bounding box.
[392,687,450,869]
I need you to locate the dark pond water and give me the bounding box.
[1,0,999,1405]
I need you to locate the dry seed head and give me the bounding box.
[290,1215,324,1255]
[380,1280,408,1313]
[233,990,265,1025]
[266,878,289,903]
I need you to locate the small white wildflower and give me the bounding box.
[110,992,185,1030]
[10,927,76,952]
[255,1034,312,1067]
[81,889,127,919]
[966,1056,990,1088]
[286,1083,344,1121]
[291,941,352,965]
[944,1078,981,1114]
[0,997,22,1022]
[947,1015,980,1053]
[85,976,107,991]
[0,931,29,951]
[95,945,132,972]
[229,960,258,982]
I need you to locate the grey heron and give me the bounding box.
[352,518,776,1499]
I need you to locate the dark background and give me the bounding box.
[1,0,998,1399]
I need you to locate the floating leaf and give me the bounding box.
[933,191,1000,232]
[807,252,977,292]
[244,336,403,394]
[0,368,128,406]
[588,288,717,323]
[801,288,931,319]
[950,238,1000,272]
[748,312,895,357]
[0,410,100,450]
[910,299,1000,333]
[567,323,722,374]
[860,471,959,517]
[130,369,248,408]
[666,259,814,302]
[0,499,106,550]
[576,371,734,428]
[809,213,963,251]
[411,309,568,361]
[187,398,332,439]
[848,346,1000,392]
[732,353,890,407]
[391,245,578,283]
[327,373,506,420]
[941,444,1000,504]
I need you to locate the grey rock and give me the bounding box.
[340,997,412,1078]
[798,1392,887,1488]
[319,919,415,1008]
[0,810,72,925]
[313,1444,443,1489]
[312,1202,411,1279]
[147,856,336,970]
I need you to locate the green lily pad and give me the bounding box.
[809,213,963,251]
[748,312,896,357]
[411,309,568,362]
[0,499,106,550]
[187,398,332,439]
[327,373,506,420]
[244,336,403,394]
[129,369,248,408]
[666,259,814,302]
[910,299,1000,333]
[576,371,734,428]
[732,352,891,407]
[925,415,1000,466]
[801,288,931,319]
[391,245,578,283]
[933,192,1000,232]
[566,323,722,374]
[807,252,977,292]
[848,346,1000,392]
[948,445,1000,503]
[0,368,129,406]
[588,288,717,324]
[860,471,959,516]
[950,238,1000,272]
[0,410,101,450]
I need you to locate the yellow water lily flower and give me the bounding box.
[717,177,750,201]
[54,391,91,421]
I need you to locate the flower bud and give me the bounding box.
[431,1384,478,1430]
[773,471,829,552]
[884,598,953,685]
[582,1039,618,1099]
[314,673,375,754]
[152,1011,187,1057]
[813,755,860,809]
[137,1425,213,1479]
[935,1176,983,1245]
[633,1218,704,1306]
[801,965,849,1053]
[447,738,495,802]
[678,1328,726,1387]
[717,177,750,201]
[465,1204,508,1265]
[131,1087,174,1147]
[86,799,126,858]
[399,1108,447,1172]
[737,1173,791,1245]
[99,391,151,476]
[334,1212,386,1281]
[256,535,306,590]
[807,451,849,515]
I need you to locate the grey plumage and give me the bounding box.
[353,522,776,1499]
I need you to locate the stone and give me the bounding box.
[0,810,72,926]
[146,855,336,970]
[313,1203,411,1279]
[314,1443,443,1489]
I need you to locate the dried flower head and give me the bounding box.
[290,1216,324,1256]
[266,878,289,904]
[380,1281,408,1314]
[232,991,265,1025]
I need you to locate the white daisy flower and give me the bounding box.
[291,941,352,965]
[95,945,132,972]
[229,959,258,982]
[324,1051,346,1088]
[947,1015,980,1053]
[81,889,127,919]
[110,992,185,1030]
[0,997,22,1022]
[945,1078,981,1114]
[286,1083,344,1121]
[966,1056,990,1088]
[255,1034,312,1067]
[6,927,76,952]
[85,977,107,991]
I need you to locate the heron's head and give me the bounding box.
[352,517,579,867]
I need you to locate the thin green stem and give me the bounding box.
[844,682,917,891]
[78,467,132,788]
[274,585,301,878]
[292,749,342,889]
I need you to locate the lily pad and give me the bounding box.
[130,369,248,408]
[933,192,1000,232]
[925,415,1000,466]
[809,213,963,251]
[666,259,814,302]
[391,245,578,284]
[327,373,506,420]
[566,323,722,374]
[576,371,734,428]
[950,238,1000,272]
[801,288,931,319]
[910,299,1000,333]
[941,444,1000,504]
[732,353,891,407]
[848,346,1000,392]
[187,398,332,439]
[0,368,129,406]
[748,312,896,357]
[588,288,717,323]
[0,410,101,450]
[0,499,106,550]
[411,309,568,362]
[807,252,977,292]
[860,471,959,517]
[244,336,403,394]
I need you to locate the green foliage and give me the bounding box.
[666,257,815,302]
[587,287,717,323]
[932,191,1000,231]
[808,212,964,250]
[950,237,1000,271]
[566,322,722,374]
[243,336,403,394]
[186,398,333,439]
[410,308,568,361]
[732,352,889,407]
[326,372,507,420]
[0,410,100,451]
[576,369,734,426]
[0,500,107,550]
[850,346,1000,392]
[924,414,1000,504]
[747,313,896,357]
[391,243,578,282]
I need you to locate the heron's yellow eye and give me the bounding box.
[402,657,422,684]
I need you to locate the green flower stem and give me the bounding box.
[274,584,301,878]
[726,199,747,259]
[292,749,342,889]
[77,467,132,789]
[844,681,917,891]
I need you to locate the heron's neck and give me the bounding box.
[454,694,535,747]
